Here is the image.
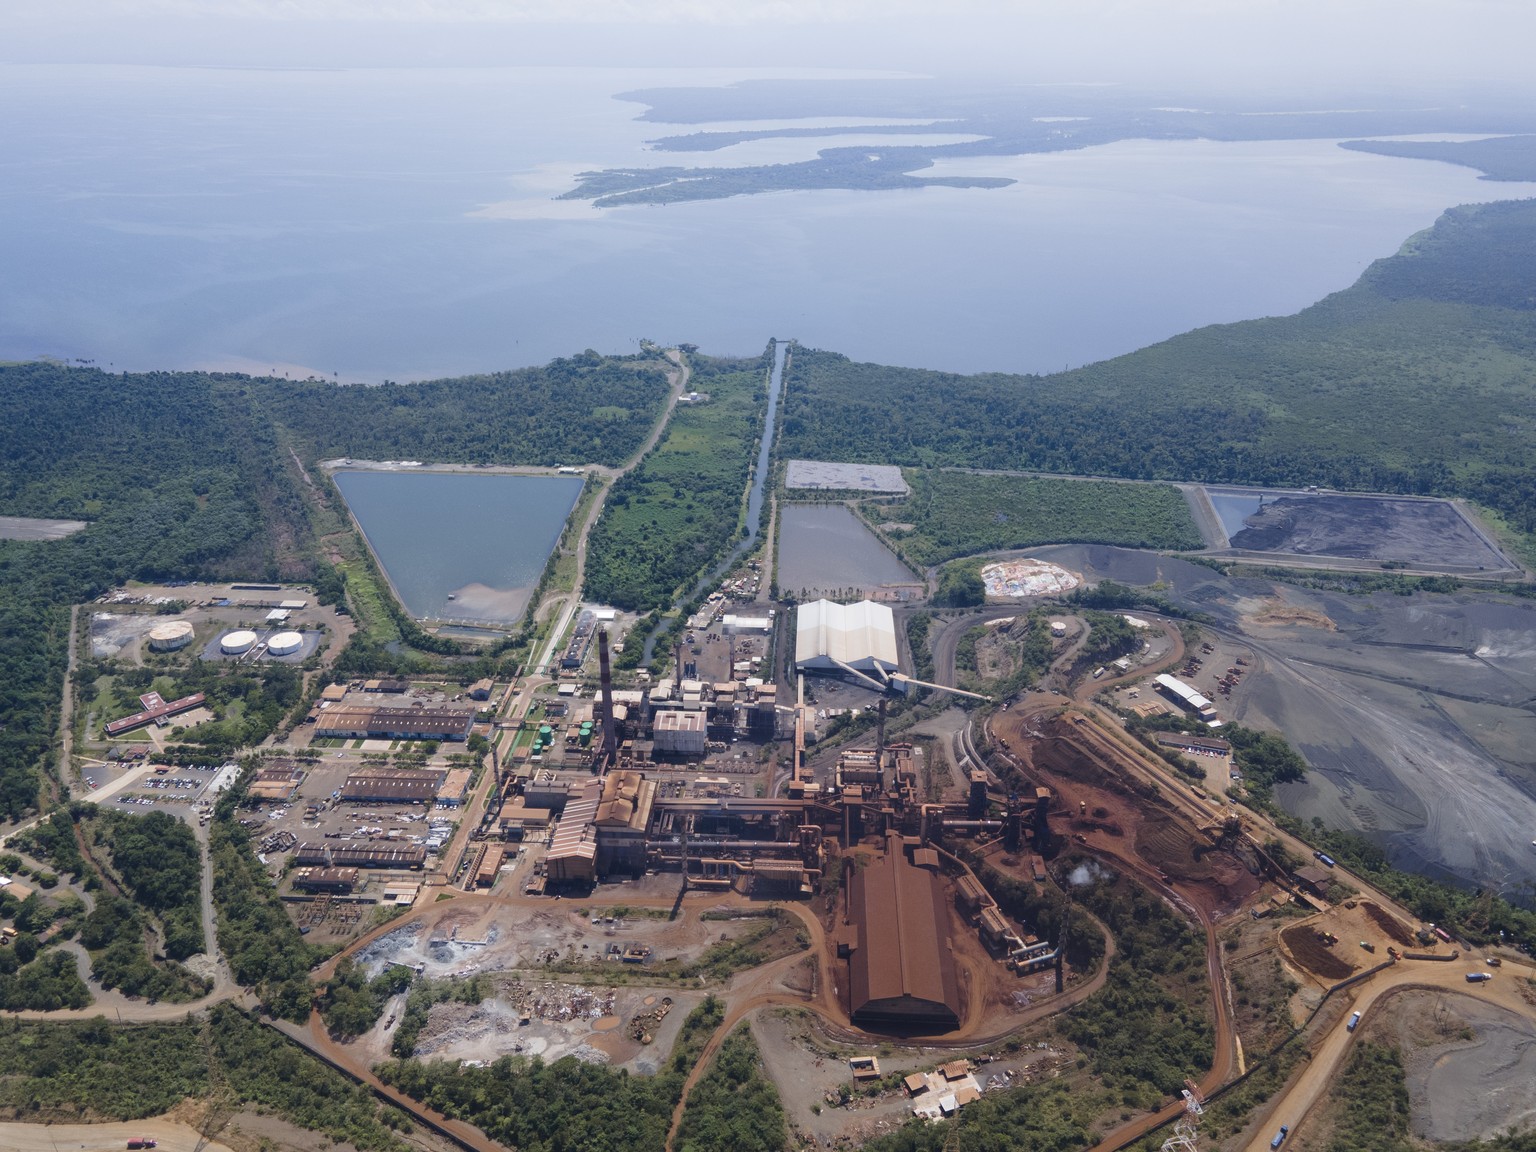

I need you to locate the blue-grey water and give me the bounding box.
[1205,486,1293,539]
[332,470,583,623]
[5,64,1536,379]
[776,504,918,597]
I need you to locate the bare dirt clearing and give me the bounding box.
[1024,543,1536,891]
[0,1116,231,1152]
[1369,989,1536,1142]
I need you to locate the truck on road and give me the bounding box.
[1271,1126,1290,1149]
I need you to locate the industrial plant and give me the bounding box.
[472,619,1055,1035]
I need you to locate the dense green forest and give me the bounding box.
[0,1005,412,1148]
[674,1025,788,1152]
[209,771,324,1018]
[0,348,667,826]
[378,995,727,1152]
[93,809,205,961]
[268,350,672,467]
[865,472,1202,566]
[779,199,1536,535]
[584,351,769,610]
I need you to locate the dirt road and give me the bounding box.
[1239,956,1536,1152]
[536,349,689,672]
[0,1116,233,1152]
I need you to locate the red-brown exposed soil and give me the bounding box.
[990,711,1261,922]
[1281,923,1358,981]
[1362,900,1415,945]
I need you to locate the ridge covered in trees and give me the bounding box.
[779,198,1536,534]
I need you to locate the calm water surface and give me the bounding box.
[4,65,1536,378]
[776,504,917,597]
[332,471,583,623]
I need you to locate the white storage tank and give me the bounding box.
[220,629,258,655]
[267,631,304,657]
[147,620,195,652]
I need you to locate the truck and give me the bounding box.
[1271,1126,1290,1149]
[1092,667,1106,679]
[1347,1011,1362,1031]
[1314,850,1336,868]
[126,1140,158,1150]
[1466,972,1492,983]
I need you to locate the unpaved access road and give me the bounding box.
[0,1116,233,1152]
[1239,957,1536,1152]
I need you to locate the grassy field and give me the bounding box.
[583,350,769,611]
[864,471,1204,566]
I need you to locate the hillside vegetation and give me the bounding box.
[867,471,1202,566]
[0,350,670,826]
[584,350,769,610]
[779,198,1536,534]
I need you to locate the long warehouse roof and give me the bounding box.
[795,599,899,672]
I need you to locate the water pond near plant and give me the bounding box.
[333,470,584,624]
[775,504,919,600]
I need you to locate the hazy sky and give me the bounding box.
[7,0,1536,92]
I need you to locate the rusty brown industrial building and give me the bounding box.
[846,832,961,1032]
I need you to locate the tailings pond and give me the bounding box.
[776,504,920,599]
[333,470,583,624]
[1204,486,1514,573]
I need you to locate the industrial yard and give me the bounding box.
[15,421,1536,1152]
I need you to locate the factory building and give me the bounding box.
[248,763,304,803]
[292,867,359,894]
[294,842,426,870]
[1153,674,1222,727]
[654,710,707,757]
[795,599,899,678]
[846,833,962,1032]
[545,781,602,884]
[313,706,475,742]
[340,768,447,805]
[103,692,207,737]
[435,768,473,808]
[592,770,657,876]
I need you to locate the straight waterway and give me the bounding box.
[642,339,787,662]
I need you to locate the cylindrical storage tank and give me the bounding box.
[221,629,258,655]
[267,631,304,657]
[147,620,195,652]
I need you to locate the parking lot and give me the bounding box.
[107,761,238,821]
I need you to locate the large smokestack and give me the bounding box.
[598,628,618,769]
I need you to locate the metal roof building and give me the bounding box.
[847,833,961,1032]
[795,599,899,676]
[340,768,446,804]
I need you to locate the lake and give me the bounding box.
[331,470,584,624]
[4,64,1536,379]
[776,504,918,599]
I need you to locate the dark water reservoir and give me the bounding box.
[333,470,583,624]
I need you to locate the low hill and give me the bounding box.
[779,197,1536,534]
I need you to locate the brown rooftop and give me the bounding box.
[847,833,961,1033]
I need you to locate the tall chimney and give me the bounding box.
[598,628,618,769]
